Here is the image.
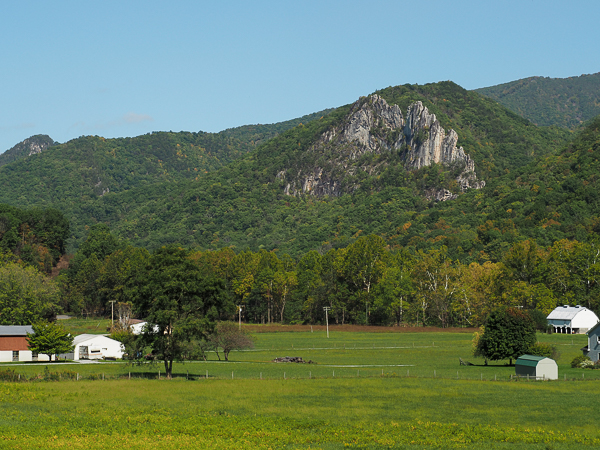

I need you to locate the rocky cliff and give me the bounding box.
[280,95,484,200]
[0,135,55,168]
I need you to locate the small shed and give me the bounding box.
[546,305,599,334]
[515,355,558,380]
[66,334,124,360]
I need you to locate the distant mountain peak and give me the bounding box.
[0,135,55,168]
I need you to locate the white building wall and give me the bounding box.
[536,359,558,380]
[18,351,32,362]
[0,351,12,362]
[571,309,599,330]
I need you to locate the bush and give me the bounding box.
[580,360,595,369]
[0,368,20,382]
[528,342,559,360]
[527,309,550,331]
[571,355,592,368]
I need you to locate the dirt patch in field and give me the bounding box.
[243,324,477,333]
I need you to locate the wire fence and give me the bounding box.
[1,366,597,383]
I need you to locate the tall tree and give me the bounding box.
[475,306,536,365]
[343,235,387,324]
[27,321,74,361]
[0,262,59,324]
[129,246,228,378]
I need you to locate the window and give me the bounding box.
[32,353,38,362]
[12,351,19,362]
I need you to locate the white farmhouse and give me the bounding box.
[547,305,599,334]
[69,334,124,360]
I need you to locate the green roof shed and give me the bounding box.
[515,355,558,380]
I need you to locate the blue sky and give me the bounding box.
[1,0,599,152]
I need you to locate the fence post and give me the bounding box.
[76,373,79,381]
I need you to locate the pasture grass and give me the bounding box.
[1,328,597,448]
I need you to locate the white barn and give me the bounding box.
[67,334,124,360]
[546,305,599,334]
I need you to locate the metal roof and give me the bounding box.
[516,355,552,367]
[0,325,33,336]
[72,334,117,346]
[546,305,589,321]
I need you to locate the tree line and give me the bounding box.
[55,225,600,329]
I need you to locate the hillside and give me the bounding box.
[475,72,600,129]
[62,82,572,258]
[0,109,330,232]
[0,134,56,168]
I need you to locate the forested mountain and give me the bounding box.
[0,110,330,242]
[475,72,600,129]
[36,81,570,258]
[0,134,56,168]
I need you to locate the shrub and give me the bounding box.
[571,354,591,368]
[580,360,595,369]
[528,342,559,360]
[0,368,19,382]
[527,309,552,332]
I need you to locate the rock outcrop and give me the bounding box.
[0,134,55,168]
[280,95,484,200]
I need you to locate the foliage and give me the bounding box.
[475,72,600,129]
[571,354,592,368]
[528,309,551,331]
[128,246,229,377]
[26,321,74,361]
[528,341,559,360]
[0,204,69,270]
[0,261,60,324]
[475,307,536,364]
[209,321,254,361]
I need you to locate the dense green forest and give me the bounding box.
[0,110,331,248]
[0,82,576,256]
[0,204,69,271]
[1,77,600,327]
[475,72,600,129]
[58,225,600,328]
[51,81,571,259]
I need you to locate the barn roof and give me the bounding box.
[516,355,552,367]
[0,325,33,336]
[547,305,590,320]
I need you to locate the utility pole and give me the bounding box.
[323,307,330,338]
[109,300,116,329]
[237,305,243,330]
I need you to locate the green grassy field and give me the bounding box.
[1,329,598,449]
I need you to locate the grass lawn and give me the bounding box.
[0,328,597,449]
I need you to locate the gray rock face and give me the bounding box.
[281,95,484,200]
